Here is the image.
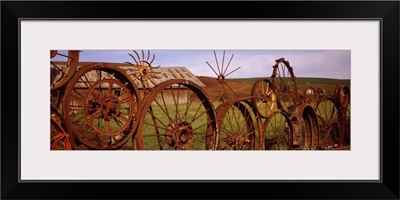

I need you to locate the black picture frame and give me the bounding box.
[2,1,399,199]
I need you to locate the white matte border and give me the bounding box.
[20,20,380,180]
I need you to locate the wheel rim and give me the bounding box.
[271,58,298,115]
[263,111,293,150]
[336,85,351,147]
[251,79,277,118]
[135,79,216,150]
[216,100,257,150]
[64,63,140,149]
[316,97,340,148]
[292,105,319,150]
[334,85,350,108]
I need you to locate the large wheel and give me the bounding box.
[135,79,217,150]
[251,79,277,118]
[315,97,340,148]
[263,111,293,150]
[271,58,298,115]
[292,105,319,150]
[63,63,140,150]
[215,100,258,150]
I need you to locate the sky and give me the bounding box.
[52,50,351,79]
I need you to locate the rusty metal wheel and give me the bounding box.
[263,111,293,150]
[334,85,350,108]
[292,105,319,150]
[271,58,298,115]
[215,100,258,150]
[135,79,216,150]
[315,97,340,149]
[343,101,351,145]
[50,50,80,91]
[64,63,140,150]
[251,79,277,118]
[304,87,317,104]
[51,106,73,150]
[125,50,161,97]
[334,85,351,147]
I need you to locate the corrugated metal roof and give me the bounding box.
[50,62,205,89]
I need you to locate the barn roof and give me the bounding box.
[119,65,205,88]
[50,62,205,89]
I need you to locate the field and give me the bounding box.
[198,76,350,100]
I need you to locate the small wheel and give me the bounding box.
[50,50,80,90]
[334,85,350,108]
[271,58,298,114]
[51,106,73,150]
[64,63,140,150]
[315,97,340,148]
[263,111,293,150]
[251,79,277,118]
[292,105,319,150]
[135,79,217,150]
[215,100,258,150]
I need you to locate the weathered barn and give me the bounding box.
[51,62,206,109]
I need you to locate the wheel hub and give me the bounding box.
[101,96,121,119]
[165,122,194,149]
[222,134,250,150]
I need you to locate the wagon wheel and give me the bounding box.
[251,79,277,118]
[343,101,351,145]
[135,79,217,150]
[63,63,140,150]
[334,85,350,108]
[315,97,340,149]
[303,87,318,105]
[50,50,80,91]
[334,85,351,147]
[292,105,319,150]
[271,58,298,115]
[51,106,73,150]
[263,111,293,150]
[215,100,258,150]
